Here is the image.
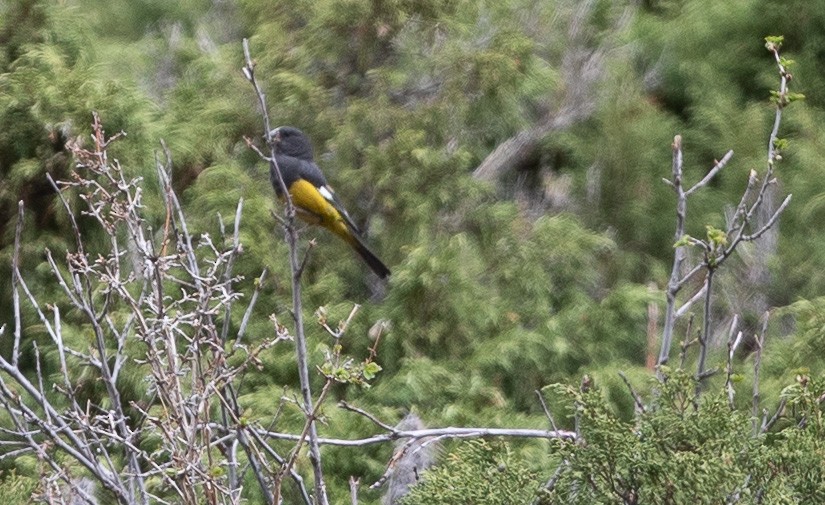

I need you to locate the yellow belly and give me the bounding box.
[286,179,352,243]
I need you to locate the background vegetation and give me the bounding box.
[2,0,825,502]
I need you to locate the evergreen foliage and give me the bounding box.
[405,371,825,504]
[399,439,538,505]
[0,471,37,504]
[1,0,825,502]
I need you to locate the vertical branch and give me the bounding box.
[695,268,714,385]
[242,38,329,505]
[766,41,790,171]
[645,284,659,371]
[11,201,24,367]
[349,477,359,505]
[725,316,742,409]
[678,314,694,370]
[660,39,792,379]
[658,135,686,369]
[659,143,733,371]
[220,198,245,343]
[752,312,770,435]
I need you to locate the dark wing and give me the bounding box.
[316,185,363,235]
[271,153,327,194]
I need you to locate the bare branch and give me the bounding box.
[695,269,716,387]
[254,426,576,446]
[220,198,245,344]
[339,401,397,433]
[618,371,646,414]
[674,283,708,319]
[658,135,689,369]
[243,37,329,505]
[678,314,695,370]
[319,304,361,339]
[761,397,787,433]
[349,477,360,505]
[740,194,792,242]
[235,268,268,346]
[726,320,743,409]
[685,150,734,197]
[752,312,770,434]
[11,201,24,367]
[535,389,560,432]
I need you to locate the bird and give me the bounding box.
[268,126,391,279]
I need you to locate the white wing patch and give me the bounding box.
[319,184,361,233]
[319,185,335,202]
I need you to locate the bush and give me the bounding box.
[399,439,539,505]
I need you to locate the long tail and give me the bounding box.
[345,232,391,279]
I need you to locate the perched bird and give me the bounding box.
[269,126,391,279]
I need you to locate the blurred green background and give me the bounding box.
[2,0,825,502]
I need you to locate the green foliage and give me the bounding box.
[573,70,682,272]
[3,0,825,502]
[764,35,784,50]
[318,340,383,386]
[538,370,825,504]
[762,299,825,392]
[399,439,539,505]
[399,371,825,505]
[705,225,728,249]
[0,471,37,504]
[0,0,158,345]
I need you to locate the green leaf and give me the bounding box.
[773,138,789,151]
[786,92,806,103]
[674,235,693,248]
[764,35,784,50]
[363,361,383,380]
[705,225,728,248]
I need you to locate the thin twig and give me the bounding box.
[368,320,388,361]
[338,401,397,432]
[242,37,329,505]
[11,201,24,367]
[740,194,792,242]
[320,304,361,339]
[618,371,646,414]
[761,397,787,433]
[696,269,715,389]
[725,323,743,409]
[274,379,334,502]
[685,150,734,197]
[535,390,559,432]
[220,198,245,343]
[678,314,695,370]
[752,312,770,435]
[235,268,268,346]
[349,476,360,505]
[674,283,707,319]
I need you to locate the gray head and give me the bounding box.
[269,126,314,160]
